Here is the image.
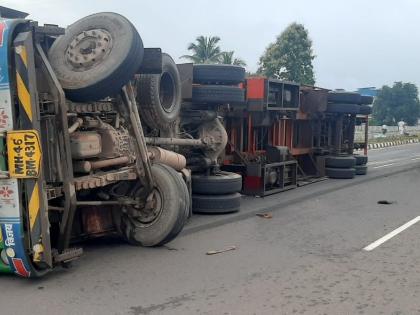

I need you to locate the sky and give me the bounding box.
[3,0,420,91]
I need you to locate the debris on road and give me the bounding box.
[164,246,179,251]
[206,246,236,255]
[256,213,273,219]
[377,200,395,205]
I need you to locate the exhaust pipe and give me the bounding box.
[148,147,186,171]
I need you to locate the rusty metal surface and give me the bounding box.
[98,126,134,159]
[90,156,130,170]
[145,137,204,147]
[121,84,154,190]
[148,147,186,171]
[36,42,77,253]
[70,131,102,159]
[67,101,114,113]
[74,167,137,191]
[81,206,115,236]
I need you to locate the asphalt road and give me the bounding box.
[2,143,420,315]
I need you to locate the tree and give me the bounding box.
[181,36,222,64]
[219,51,247,66]
[373,82,420,126]
[258,23,315,85]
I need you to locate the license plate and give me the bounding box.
[7,130,42,178]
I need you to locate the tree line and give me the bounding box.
[182,24,420,126]
[182,23,315,85]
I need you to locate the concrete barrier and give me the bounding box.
[355,125,420,141]
[354,138,420,151]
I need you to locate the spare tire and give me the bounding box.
[359,105,372,115]
[193,64,245,85]
[328,92,362,104]
[325,167,356,179]
[137,53,181,130]
[49,12,144,102]
[192,85,245,104]
[192,171,242,195]
[325,155,356,168]
[192,193,241,214]
[326,103,360,114]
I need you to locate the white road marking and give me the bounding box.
[363,216,420,251]
[411,157,420,161]
[373,163,394,169]
[369,158,403,165]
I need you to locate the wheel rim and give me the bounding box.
[66,29,113,71]
[159,72,176,113]
[135,188,164,226]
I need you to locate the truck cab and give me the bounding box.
[0,7,190,277]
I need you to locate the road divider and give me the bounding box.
[360,138,420,151]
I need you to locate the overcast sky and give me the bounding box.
[4,0,420,91]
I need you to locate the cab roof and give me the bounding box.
[0,6,28,19]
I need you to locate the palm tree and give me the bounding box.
[181,36,222,64]
[220,51,247,67]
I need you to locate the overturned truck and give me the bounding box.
[0,7,372,278]
[0,9,201,277]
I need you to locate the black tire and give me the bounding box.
[355,165,368,175]
[325,155,356,168]
[328,92,362,104]
[359,105,372,115]
[156,164,190,245]
[325,167,356,179]
[49,12,144,102]
[360,95,374,105]
[192,193,241,214]
[192,171,242,195]
[123,164,187,247]
[193,64,245,85]
[192,85,245,104]
[354,155,368,165]
[137,53,181,130]
[326,103,360,114]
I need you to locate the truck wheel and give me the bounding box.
[48,12,144,102]
[354,155,368,165]
[123,164,187,247]
[359,105,372,115]
[325,155,356,168]
[192,85,245,104]
[155,164,190,245]
[193,64,245,85]
[355,165,368,175]
[137,53,182,130]
[328,92,362,104]
[325,167,356,179]
[192,171,242,195]
[326,103,360,114]
[192,193,241,214]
